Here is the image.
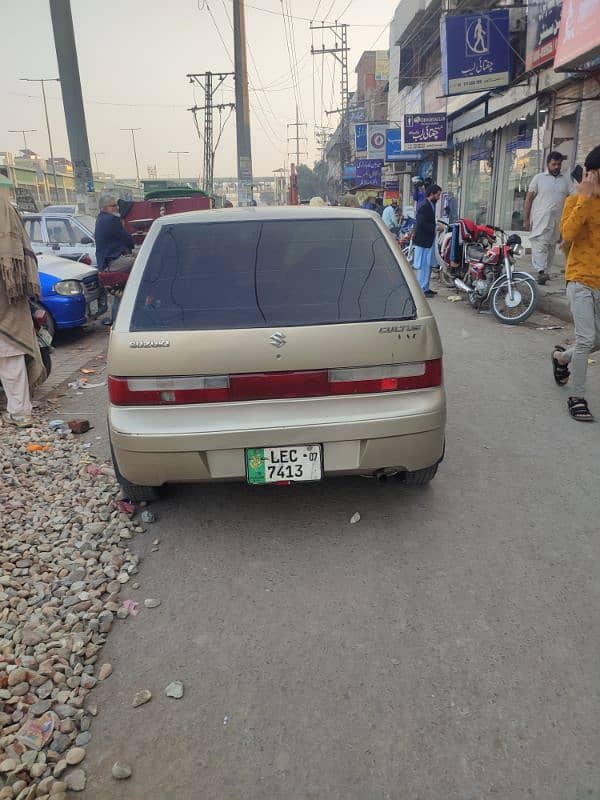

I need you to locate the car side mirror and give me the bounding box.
[52,243,60,250]
[80,236,94,245]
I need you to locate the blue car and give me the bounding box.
[37,254,108,337]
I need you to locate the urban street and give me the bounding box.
[7,296,598,800]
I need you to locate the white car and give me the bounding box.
[23,211,97,267]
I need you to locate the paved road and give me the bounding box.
[61,299,599,800]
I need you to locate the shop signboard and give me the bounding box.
[355,159,383,186]
[367,124,388,159]
[348,107,366,123]
[441,9,511,95]
[354,123,368,154]
[554,0,600,70]
[403,113,448,150]
[343,164,357,181]
[526,0,562,70]
[385,128,424,161]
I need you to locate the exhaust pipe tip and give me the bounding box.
[454,278,471,293]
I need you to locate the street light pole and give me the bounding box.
[121,128,141,188]
[168,150,190,182]
[8,129,37,152]
[20,78,60,200]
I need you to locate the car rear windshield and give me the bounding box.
[130,218,416,331]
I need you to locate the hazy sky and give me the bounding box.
[1,0,393,180]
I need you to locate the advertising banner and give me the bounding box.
[367,124,388,159]
[441,10,511,95]
[375,51,390,82]
[526,0,562,70]
[385,128,424,161]
[555,0,600,70]
[354,123,368,154]
[403,113,447,150]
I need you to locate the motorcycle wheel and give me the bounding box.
[490,278,538,325]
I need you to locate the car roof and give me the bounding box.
[150,206,379,227]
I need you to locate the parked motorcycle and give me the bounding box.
[29,300,53,376]
[436,218,496,287]
[452,228,538,325]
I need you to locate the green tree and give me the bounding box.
[296,162,328,201]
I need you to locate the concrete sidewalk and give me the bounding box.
[518,252,571,323]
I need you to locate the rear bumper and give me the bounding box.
[109,388,446,486]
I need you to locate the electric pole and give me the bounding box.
[233,0,254,206]
[20,78,60,201]
[187,71,235,196]
[121,128,141,189]
[9,129,36,153]
[169,150,190,183]
[310,22,349,190]
[49,0,95,212]
[287,105,308,167]
[314,126,331,161]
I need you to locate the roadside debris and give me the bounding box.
[98,664,113,681]
[144,598,161,608]
[165,681,184,699]
[350,512,361,524]
[141,509,156,524]
[68,419,91,435]
[536,325,564,331]
[446,294,462,303]
[122,599,140,616]
[112,761,133,780]
[0,418,145,798]
[132,690,152,708]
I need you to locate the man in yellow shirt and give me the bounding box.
[551,146,600,421]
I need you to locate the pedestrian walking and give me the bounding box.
[0,196,46,427]
[550,146,600,422]
[524,151,574,285]
[413,184,442,298]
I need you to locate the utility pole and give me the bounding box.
[9,129,37,153]
[233,0,254,206]
[93,152,104,173]
[314,126,332,161]
[187,71,235,196]
[49,0,95,212]
[169,150,190,183]
[310,22,349,190]
[20,78,60,201]
[287,105,308,167]
[121,128,141,189]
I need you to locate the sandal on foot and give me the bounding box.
[568,397,595,422]
[551,346,570,386]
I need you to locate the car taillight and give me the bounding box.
[109,359,442,406]
[33,308,48,326]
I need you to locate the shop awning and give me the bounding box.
[452,98,538,144]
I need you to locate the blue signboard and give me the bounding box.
[343,164,357,181]
[354,123,368,153]
[385,128,424,162]
[355,159,383,186]
[441,9,511,95]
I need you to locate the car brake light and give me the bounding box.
[109,360,442,406]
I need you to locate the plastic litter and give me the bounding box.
[26,443,51,452]
[121,599,140,616]
[350,512,361,524]
[16,711,57,750]
[165,681,184,699]
[48,419,66,430]
[118,499,136,517]
[536,325,564,331]
[446,295,462,302]
[141,509,156,524]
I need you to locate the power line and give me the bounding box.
[239,0,383,25]
[279,0,303,120]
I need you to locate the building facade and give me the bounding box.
[387,0,600,232]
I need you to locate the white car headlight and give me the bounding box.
[54,279,84,296]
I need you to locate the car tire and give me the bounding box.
[401,463,439,486]
[110,440,159,503]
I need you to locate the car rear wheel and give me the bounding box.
[110,440,159,503]
[401,463,439,486]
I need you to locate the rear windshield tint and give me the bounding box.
[130,219,416,331]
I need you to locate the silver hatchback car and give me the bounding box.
[107,207,445,500]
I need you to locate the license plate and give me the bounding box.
[37,328,53,347]
[89,299,99,316]
[246,445,322,484]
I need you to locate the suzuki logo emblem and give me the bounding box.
[270,331,286,348]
